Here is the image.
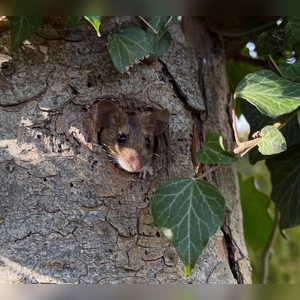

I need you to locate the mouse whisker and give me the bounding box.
[100,142,108,147]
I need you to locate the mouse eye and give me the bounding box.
[117,134,127,144]
[145,138,150,147]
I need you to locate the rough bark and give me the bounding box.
[0,17,251,283]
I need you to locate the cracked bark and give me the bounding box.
[0,16,251,283]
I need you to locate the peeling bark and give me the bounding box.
[0,17,251,283]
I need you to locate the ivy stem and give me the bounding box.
[268,54,284,77]
[138,16,158,34]
[198,164,219,179]
[165,16,174,28]
[232,94,241,146]
[232,94,262,156]
[260,207,279,284]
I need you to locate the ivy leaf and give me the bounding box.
[279,60,300,82]
[255,31,284,56]
[226,59,259,93]
[146,16,169,34]
[151,177,225,276]
[235,69,300,118]
[257,125,287,155]
[7,16,43,50]
[66,16,84,27]
[266,143,300,230]
[241,100,300,164]
[84,16,102,37]
[239,174,273,248]
[146,16,180,34]
[196,132,238,165]
[168,16,181,25]
[146,16,172,58]
[107,26,153,73]
[285,16,300,46]
[149,31,172,59]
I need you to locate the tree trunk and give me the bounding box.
[0,16,251,283]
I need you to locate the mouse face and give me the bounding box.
[97,100,170,179]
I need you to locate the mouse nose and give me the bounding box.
[129,156,141,171]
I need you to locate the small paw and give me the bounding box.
[138,166,153,179]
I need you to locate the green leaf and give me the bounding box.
[146,16,172,59]
[152,177,226,276]
[266,142,300,230]
[150,31,172,59]
[145,16,180,35]
[169,16,181,25]
[285,16,300,46]
[196,132,238,165]
[239,174,273,248]
[279,60,300,81]
[235,69,300,118]
[184,265,192,277]
[107,26,153,73]
[298,110,300,125]
[66,16,84,27]
[255,31,284,56]
[226,59,259,93]
[7,16,43,50]
[146,16,169,34]
[241,100,300,164]
[84,16,102,37]
[257,125,287,155]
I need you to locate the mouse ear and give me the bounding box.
[97,100,125,128]
[152,109,171,136]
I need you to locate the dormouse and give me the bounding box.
[97,100,170,179]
